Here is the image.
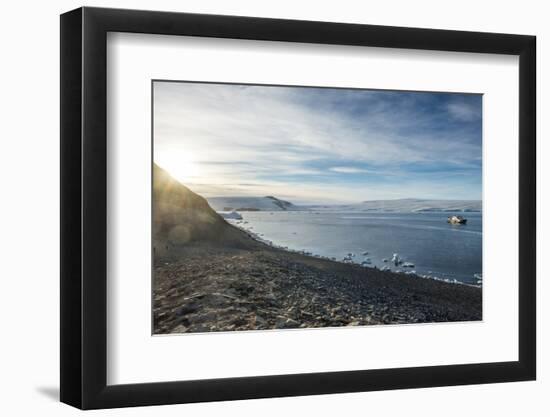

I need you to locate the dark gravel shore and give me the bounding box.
[153,242,482,334]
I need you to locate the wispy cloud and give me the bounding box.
[329,167,374,174]
[154,82,482,203]
[447,98,482,122]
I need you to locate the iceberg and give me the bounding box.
[391,253,403,266]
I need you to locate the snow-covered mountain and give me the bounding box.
[207,196,301,212]
[308,198,482,213]
[207,196,481,213]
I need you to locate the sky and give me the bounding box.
[153,81,482,204]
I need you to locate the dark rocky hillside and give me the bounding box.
[153,163,255,254]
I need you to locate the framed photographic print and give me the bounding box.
[60,7,536,409]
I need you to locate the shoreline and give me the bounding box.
[153,230,482,334]
[226,216,483,288]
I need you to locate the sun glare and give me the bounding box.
[156,152,200,184]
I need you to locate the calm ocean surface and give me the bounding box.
[236,211,482,285]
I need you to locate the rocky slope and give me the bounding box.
[153,163,255,255]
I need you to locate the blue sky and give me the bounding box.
[154,81,482,204]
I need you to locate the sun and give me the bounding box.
[155,151,200,184]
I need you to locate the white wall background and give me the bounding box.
[0,0,546,415]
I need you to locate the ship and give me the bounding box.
[447,215,467,224]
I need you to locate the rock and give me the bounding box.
[275,316,287,327]
[276,316,299,328]
[176,304,198,316]
[285,318,299,327]
[172,324,188,333]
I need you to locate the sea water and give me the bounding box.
[235,211,482,285]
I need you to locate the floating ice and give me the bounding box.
[391,253,403,266]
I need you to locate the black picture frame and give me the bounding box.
[60,6,536,410]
